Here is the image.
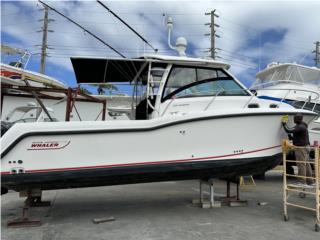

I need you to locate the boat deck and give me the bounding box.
[1,171,319,240]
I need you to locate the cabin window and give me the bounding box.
[164,67,196,97]
[162,66,248,101]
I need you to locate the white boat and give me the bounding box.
[1,54,317,193]
[3,102,57,123]
[253,62,320,144]
[1,45,112,122]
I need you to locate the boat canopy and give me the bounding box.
[256,63,320,84]
[71,57,147,84]
[71,55,230,84]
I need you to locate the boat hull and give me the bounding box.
[0,111,315,191]
[2,154,281,191]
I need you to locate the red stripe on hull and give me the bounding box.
[1,145,281,175]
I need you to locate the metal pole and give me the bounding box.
[199,180,203,204]
[226,181,230,197]
[40,6,49,74]
[283,143,288,220]
[315,147,320,227]
[210,182,214,207]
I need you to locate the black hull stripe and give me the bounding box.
[1,154,282,191]
[1,111,315,158]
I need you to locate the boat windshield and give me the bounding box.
[162,66,249,101]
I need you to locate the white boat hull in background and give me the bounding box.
[309,118,320,144]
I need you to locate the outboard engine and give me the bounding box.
[1,121,14,137]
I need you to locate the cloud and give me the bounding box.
[1,0,319,86]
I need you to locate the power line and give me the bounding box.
[97,0,157,53]
[1,20,41,27]
[39,0,126,58]
[218,49,256,60]
[219,16,259,32]
[219,57,257,69]
[2,9,40,17]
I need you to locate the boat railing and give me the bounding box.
[204,89,225,111]
[244,88,320,113]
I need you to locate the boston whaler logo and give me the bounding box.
[28,140,71,150]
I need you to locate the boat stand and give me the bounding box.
[7,201,42,228]
[7,189,50,228]
[218,180,248,207]
[192,179,247,208]
[20,189,51,207]
[192,179,221,208]
[25,196,51,207]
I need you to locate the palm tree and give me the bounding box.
[93,83,118,95]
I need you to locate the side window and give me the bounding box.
[197,69,217,81]
[164,67,196,98]
[217,70,228,78]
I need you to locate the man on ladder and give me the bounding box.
[282,113,315,187]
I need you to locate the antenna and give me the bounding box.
[166,17,187,56]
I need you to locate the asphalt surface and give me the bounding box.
[1,172,319,240]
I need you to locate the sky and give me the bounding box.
[1,0,320,91]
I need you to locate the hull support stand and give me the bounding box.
[7,205,42,228]
[192,179,248,208]
[218,180,248,207]
[6,189,49,228]
[21,189,51,207]
[192,179,221,208]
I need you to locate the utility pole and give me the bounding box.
[205,10,220,59]
[314,41,320,68]
[38,6,54,74]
